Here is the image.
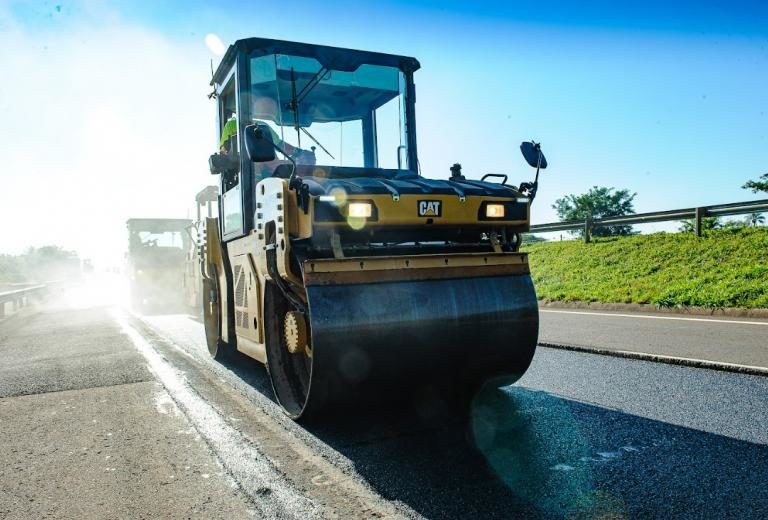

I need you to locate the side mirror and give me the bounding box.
[520,141,547,169]
[244,124,277,163]
[208,153,238,175]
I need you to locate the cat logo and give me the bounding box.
[418,200,442,217]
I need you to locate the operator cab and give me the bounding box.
[127,219,191,260]
[209,38,420,239]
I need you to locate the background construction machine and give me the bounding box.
[126,218,191,311]
[202,38,548,419]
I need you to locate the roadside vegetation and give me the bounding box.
[0,246,81,284]
[742,172,768,194]
[523,226,768,309]
[553,186,637,237]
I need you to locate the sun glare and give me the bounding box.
[204,33,226,56]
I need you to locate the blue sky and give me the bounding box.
[1,0,766,260]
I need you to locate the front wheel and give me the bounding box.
[264,282,313,419]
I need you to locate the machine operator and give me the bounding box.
[219,115,316,180]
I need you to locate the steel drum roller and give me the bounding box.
[266,273,539,419]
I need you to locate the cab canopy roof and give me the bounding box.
[195,185,218,204]
[211,37,420,86]
[126,219,192,232]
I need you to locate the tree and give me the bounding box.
[0,255,24,283]
[15,246,81,282]
[722,219,747,230]
[742,173,768,194]
[678,217,721,233]
[746,212,766,227]
[553,186,637,237]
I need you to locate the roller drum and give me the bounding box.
[267,273,538,419]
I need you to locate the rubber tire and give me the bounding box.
[203,270,235,361]
[264,282,312,420]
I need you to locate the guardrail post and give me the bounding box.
[0,302,5,319]
[584,217,592,243]
[694,207,706,237]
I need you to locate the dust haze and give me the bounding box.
[0,4,221,270]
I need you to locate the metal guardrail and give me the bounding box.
[0,284,47,319]
[530,198,768,242]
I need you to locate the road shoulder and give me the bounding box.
[0,306,254,519]
[538,308,768,375]
[0,381,253,519]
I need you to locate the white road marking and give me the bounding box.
[540,309,768,326]
[114,311,320,519]
[540,343,768,375]
[136,313,419,519]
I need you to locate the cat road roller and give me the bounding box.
[203,37,549,419]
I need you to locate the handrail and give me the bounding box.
[0,284,47,318]
[529,198,768,240]
[0,285,47,301]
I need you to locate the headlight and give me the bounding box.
[348,202,373,218]
[315,198,377,223]
[485,204,505,218]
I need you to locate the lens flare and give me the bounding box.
[347,216,367,230]
[327,187,348,207]
[204,33,226,56]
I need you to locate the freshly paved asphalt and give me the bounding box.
[540,308,768,368]
[140,310,768,519]
[2,298,767,518]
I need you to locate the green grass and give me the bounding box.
[522,227,768,309]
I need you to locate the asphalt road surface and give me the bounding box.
[0,307,254,518]
[540,309,768,368]
[2,298,767,518]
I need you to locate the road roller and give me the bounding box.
[202,37,548,419]
[126,218,191,312]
